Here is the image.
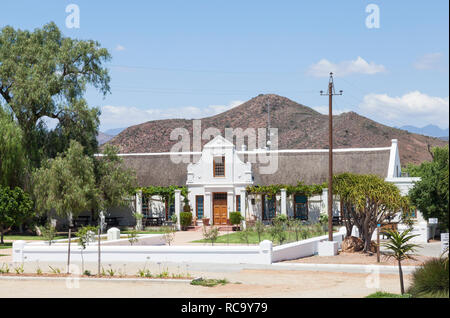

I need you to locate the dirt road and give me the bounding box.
[0,268,409,298]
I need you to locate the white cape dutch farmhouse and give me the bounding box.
[99,136,430,242]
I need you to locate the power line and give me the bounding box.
[109,64,305,75]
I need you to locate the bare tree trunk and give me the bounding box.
[98,226,101,276]
[363,226,377,253]
[398,259,405,294]
[81,249,84,274]
[0,228,4,245]
[67,227,71,274]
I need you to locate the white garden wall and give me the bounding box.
[13,230,347,265]
[13,240,273,265]
[272,229,345,262]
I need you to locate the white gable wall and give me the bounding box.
[186,136,253,224]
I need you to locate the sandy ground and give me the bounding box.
[0,230,418,298]
[0,268,410,298]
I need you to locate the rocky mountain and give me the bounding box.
[104,94,448,166]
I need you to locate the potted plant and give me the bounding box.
[202,218,210,226]
[180,212,192,231]
[230,212,243,231]
[183,198,191,212]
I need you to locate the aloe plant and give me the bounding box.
[382,229,420,294]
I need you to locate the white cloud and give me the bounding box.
[115,45,126,51]
[413,53,445,70]
[99,100,244,130]
[359,91,449,129]
[307,57,386,77]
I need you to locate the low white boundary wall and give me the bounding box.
[13,240,273,265]
[13,229,346,265]
[272,229,345,263]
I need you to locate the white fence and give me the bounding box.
[13,230,346,265]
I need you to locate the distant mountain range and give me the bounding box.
[104,128,126,136]
[397,125,449,140]
[97,131,114,145]
[100,94,448,166]
[97,128,126,145]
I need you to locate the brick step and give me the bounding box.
[216,225,235,232]
[185,226,202,231]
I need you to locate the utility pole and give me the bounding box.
[320,72,343,241]
[266,100,271,150]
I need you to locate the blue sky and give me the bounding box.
[1,0,449,131]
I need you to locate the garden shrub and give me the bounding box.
[229,212,242,226]
[253,220,265,243]
[202,226,219,245]
[180,212,192,229]
[319,214,328,225]
[408,256,449,298]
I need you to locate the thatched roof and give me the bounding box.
[121,155,191,187]
[120,149,391,187]
[252,150,391,185]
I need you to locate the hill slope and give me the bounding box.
[105,94,447,166]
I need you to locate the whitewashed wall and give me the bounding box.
[14,230,348,265]
[13,240,273,265]
[272,229,345,262]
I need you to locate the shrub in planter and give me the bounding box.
[230,212,242,230]
[408,256,449,298]
[275,214,288,224]
[180,212,193,230]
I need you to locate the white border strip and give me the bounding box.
[0,276,192,283]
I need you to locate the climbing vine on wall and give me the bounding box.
[246,182,325,199]
[135,186,188,205]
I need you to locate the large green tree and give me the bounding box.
[0,185,34,244]
[0,22,110,165]
[32,140,99,270]
[407,146,449,231]
[334,173,408,252]
[0,106,28,188]
[91,145,137,225]
[32,140,98,225]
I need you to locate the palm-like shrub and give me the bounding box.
[382,229,420,294]
[408,255,449,298]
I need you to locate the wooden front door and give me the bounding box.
[213,193,228,225]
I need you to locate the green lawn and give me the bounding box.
[192,230,326,245]
[0,243,12,249]
[122,230,166,235]
[366,292,412,298]
[3,235,67,241]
